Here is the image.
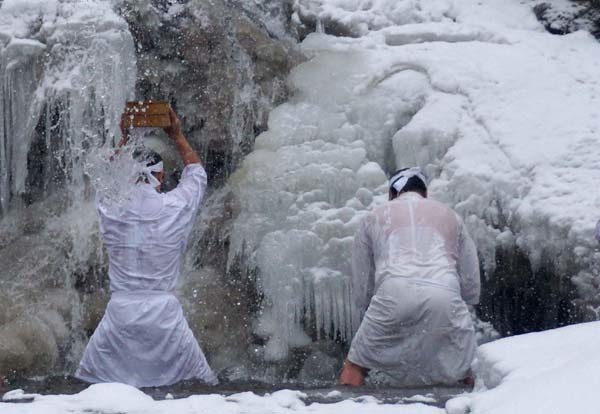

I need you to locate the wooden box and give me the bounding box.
[124,101,171,128]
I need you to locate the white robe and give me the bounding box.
[348,192,480,385]
[76,164,218,387]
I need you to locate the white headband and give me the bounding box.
[132,160,163,187]
[389,167,427,193]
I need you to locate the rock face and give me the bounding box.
[116,0,302,185]
[534,1,600,38]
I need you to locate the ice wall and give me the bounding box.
[227,0,600,372]
[227,44,429,364]
[0,0,136,376]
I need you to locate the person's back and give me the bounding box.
[76,109,218,387]
[342,168,480,386]
[361,193,479,307]
[98,163,205,292]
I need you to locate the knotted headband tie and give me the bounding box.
[389,167,428,193]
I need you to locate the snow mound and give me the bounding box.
[446,321,600,414]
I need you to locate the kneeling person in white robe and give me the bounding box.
[76,109,218,387]
[340,168,480,386]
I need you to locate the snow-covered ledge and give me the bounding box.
[446,321,600,414]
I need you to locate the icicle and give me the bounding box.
[316,18,324,34]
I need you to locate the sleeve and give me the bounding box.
[352,216,376,322]
[456,215,481,305]
[166,163,208,211]
[94,192,110,236]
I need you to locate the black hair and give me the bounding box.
[132,148,163,185]
[389,168,427,199]
[132,148,162,167]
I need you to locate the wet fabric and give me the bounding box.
[76,164,218,387]
[348,192,480,385]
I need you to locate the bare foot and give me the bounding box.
[338,360,367,386]
[462,369,475,387]
[462,376,475,387]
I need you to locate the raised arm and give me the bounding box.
[107,114,132,161]
[456,217,481,305]
[163,108,202,166]
[162,108,207,211]
[118,114,131,148]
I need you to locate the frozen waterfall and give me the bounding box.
[0,0,135,214]
[227,0,600,366]
[1,0,600,385]
[227,48,427,362]
[0,0,135,375]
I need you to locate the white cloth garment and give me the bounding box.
[76,163,218,387]
[348,192,480,385]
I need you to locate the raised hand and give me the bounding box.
[118,113,132,147]
[163,107,183,140]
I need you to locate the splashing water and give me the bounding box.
[83,129,155,213]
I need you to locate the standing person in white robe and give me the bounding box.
[339,167,480,386]
[75,108,218,387]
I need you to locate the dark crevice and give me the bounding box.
[534,1,600,39]
[478,246,584,336]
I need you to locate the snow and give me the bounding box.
[293,0,542,35]
[0,384,442,414]
[446,321,600,414]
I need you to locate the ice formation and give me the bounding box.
[229,0,600,362]
[0,0,135,214]
[0,0,302,379]
[0,0,135,374]
[227,47,423,360]
[1,0,600,384]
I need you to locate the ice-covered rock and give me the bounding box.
[533,0,600,37]
[116,0,303,185]
[0,0,303,379]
